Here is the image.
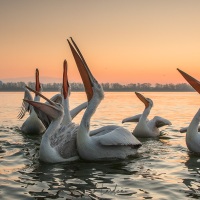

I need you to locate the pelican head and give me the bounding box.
[67,37,104,103]
[135,92,153,109]
[24,86,64,120]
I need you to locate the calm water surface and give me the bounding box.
[1,92,200,199]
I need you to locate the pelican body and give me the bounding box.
[68,38,141,161]
[18,69,45,134]
[122,92,172,138]
[177,68,200,153]
[24,98,79,163]
[185,109,200,153]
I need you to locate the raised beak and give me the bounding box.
[25,85,56,106]
[35,68,41,93]
[135,92,149,108]
[67,37,93,102]
[63,60,69,99]
[23,99,61,119]
[177,68,200,94]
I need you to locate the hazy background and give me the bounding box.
[1,0,200,84]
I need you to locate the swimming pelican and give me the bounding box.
[24,60,80,163]
[26,60,87,129]
[177,68,200,153]
[122,92,172,138]
[182,108,200,153]
[67,37,142,161]
[18,69,46,134]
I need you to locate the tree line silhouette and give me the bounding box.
[0,81,194,92]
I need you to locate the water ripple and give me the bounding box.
[1,92,200,199]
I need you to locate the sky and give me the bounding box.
[0,0,200,84]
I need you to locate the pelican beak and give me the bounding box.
[63,60,69,99]
[35,68,41,93]
[67,37,93,102]
[25,85,56,106]
[177,68,200,94]
[23,99,61,119]
[135,92,149,108]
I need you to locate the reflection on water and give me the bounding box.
[0,92,200,199]
[183,154,200,199]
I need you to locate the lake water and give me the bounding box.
[0,91,200,200]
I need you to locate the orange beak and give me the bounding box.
[35,68,41,93]
[67,37,93,102]
[135,92,149,108]
[177,68,200,94]
[63,60,69,99]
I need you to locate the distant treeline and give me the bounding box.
[0,81,194,92]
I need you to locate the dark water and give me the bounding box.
[1,92,200,199]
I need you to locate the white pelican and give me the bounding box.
[67,37,142,161]
[24,61,80,163]
[177,68,200,153]
[23,97,79,163]
[26,60,87,129]
[18,69,46,134]
[122,92,172,138]
[182,108,200,153]
[60,61,87,125]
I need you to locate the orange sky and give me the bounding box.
[0,0,200,84]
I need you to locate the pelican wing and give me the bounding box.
[17,88,33,119]
[180,127,187,133]
[122,114,143,123]
[50,122,78,158]
[90,125,121,136]
[148,116,172,129]
[180,126,200,133]
[70,102,87,119]
[97,127,141,147]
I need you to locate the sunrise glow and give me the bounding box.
[1,0,200,84]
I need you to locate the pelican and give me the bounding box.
[60,60,87,125]
[67,37,142,161]
[26,60,87,129]
[177,68,200,153]
[122,92,172,138]
[24,60,81,163]
[181,108,200,153]
[18,69,46,134]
